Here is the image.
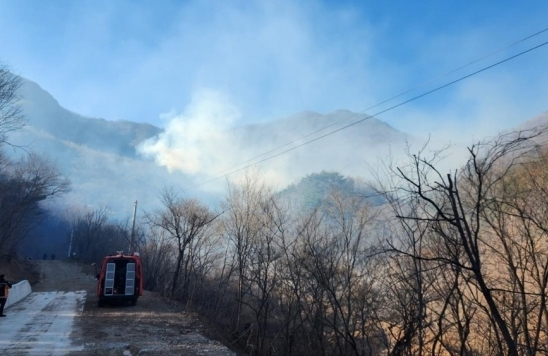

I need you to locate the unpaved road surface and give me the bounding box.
[5,260,235,356]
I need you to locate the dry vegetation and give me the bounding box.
[0,259,40,285]
[4,61,548,355]
[130,127,548,356]
[44,126,548,356]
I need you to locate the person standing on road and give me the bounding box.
[0,274,13,317]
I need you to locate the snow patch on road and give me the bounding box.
[0,291,86,355]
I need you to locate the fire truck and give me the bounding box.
[96,252,143,306]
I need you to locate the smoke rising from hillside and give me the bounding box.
[136,88,297,191]
[136,89,418,192]
[137,90,243,176]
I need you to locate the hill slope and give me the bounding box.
[7,78,413,214]
[8,79,195,216]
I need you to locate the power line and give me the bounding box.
[206,27,548,179]
[184,37,548,192]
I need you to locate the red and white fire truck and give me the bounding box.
[96,252,143,306]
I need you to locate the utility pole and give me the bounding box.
[68,229,73,258]
[128,200,138,253]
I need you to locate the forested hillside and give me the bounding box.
[0,66,70,261]
[4,62,548,355]
[69,126,548,355]
[8,78,412,217]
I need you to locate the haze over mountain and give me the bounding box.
[8,79,195,217]
[11,77,544,217]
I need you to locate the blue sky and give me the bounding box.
[1,0,548,139]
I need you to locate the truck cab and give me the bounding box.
[96,252,143,306]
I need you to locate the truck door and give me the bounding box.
[125,262,135,295]
[104,263,116,296]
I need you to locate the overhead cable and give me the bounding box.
[184,36,548,191]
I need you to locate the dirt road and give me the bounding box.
[6,260,236,356]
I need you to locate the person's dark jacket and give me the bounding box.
[0,277,12,298]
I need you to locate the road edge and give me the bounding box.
[5,280,31,309]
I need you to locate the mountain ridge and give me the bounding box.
[18,78,162,158]
[6,77,509,215]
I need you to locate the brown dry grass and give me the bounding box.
[0,258,40,285]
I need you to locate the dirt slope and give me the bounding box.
[32,260,236,356]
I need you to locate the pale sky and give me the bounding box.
[1,0,548,139]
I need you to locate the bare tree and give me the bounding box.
[243,194,287,355]
[67,206,129,263]
[140,228,178,294]
[146,187,218,299]
[478,145,548,354]
[222,171,268,334]
[0,63,23,144]
[382,127,548,355]
[0,153,69,257]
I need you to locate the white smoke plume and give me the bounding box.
[137,90,241,177]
